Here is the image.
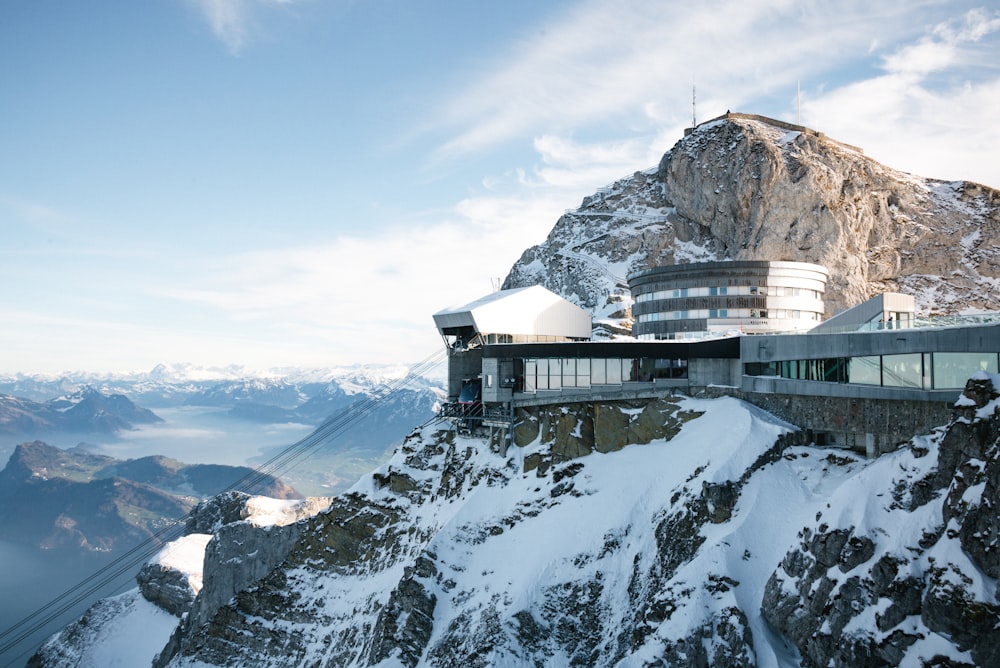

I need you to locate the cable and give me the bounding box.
[0,349,447,660]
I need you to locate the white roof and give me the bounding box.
[433,285,592,338]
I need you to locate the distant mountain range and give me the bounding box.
[0,440,298,552]
[0,363,444,425]
[0,387,162,436]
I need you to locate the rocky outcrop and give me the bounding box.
[504,114,1000,328]
[138,562,200,617]
[762,375,1000,667]
[153,493,332,667]
[515,397,703,474]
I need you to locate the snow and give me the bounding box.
[152,533,212,593]
[41,386,1000,667]
[34,590,179,668]
[245,496,315,526]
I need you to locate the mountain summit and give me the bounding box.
[505,113,1000,333]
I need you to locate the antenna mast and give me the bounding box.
[797,80,800,125]
[692,81,697,128]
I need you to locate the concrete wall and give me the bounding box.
[482,357,513,403]
[690,358,740,389]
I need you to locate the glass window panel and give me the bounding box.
[524,360,537,393]
[881,353,923,388]
[577,358,591,388]
[549,359,561,390]
[562,358,576,388]
[592,358,606,384]
[848,356,882,385]
[933,352,999,389]
[536,359,549,390]
[607,358,623,384]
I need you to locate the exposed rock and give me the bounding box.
[763,376,1000,668]
[504,115,1000,330]
[513,398,700,474]
[650,606,755,667]
[137,562,198,617]
[185,490,253,534]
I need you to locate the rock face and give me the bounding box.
[762,374,1000,667]
[504,114,1000,328]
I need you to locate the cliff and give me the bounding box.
[29,378,1000,666]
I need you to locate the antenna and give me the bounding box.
[692,80,697,127]
[797,80,801,125]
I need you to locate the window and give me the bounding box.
[607,358,623,384]
[933,352,999,389]
[848,356,882,385]
[562,359,576,388]
[524,360,537,392]
[548,359,562,390]
[577,358,591,388]
[881,353,923,388]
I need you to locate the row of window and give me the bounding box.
[635,286,822,303]
[521,357,688,392]
[745,352,999,390]
[635,309,822,323]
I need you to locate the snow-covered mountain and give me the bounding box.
[0,362,443,408]
[21,115,1000,667]
[29,377,1000,667]
[0,386,162,436]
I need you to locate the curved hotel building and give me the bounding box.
[629,260,829,339]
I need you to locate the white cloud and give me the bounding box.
[805,8,1000,186]
[189,0,296,54]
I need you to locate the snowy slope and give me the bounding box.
[30,381,1000,667]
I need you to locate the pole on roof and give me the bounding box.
[692,80,697,127]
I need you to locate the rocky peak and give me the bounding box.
[504,113,1000,329]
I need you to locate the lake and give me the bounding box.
[0,539,126,666]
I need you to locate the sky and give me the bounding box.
[2,0,999,375]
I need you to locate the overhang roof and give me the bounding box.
[433,285,592,339]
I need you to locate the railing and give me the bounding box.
[807,313,1000,335]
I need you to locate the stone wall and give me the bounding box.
[704,387,953,456]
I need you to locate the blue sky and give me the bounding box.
[2,0,999,374]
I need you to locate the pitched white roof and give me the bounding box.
[433,285,592,338]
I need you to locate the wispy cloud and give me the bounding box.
[805,8,1000,184]
[428,0,929,160]
[427,1,1000,187]
[189,0,297,54]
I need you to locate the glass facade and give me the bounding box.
[520,357,688,393]
[746,352,999,390]
[629,260,829,339]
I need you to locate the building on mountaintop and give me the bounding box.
[434,261,1000,456]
